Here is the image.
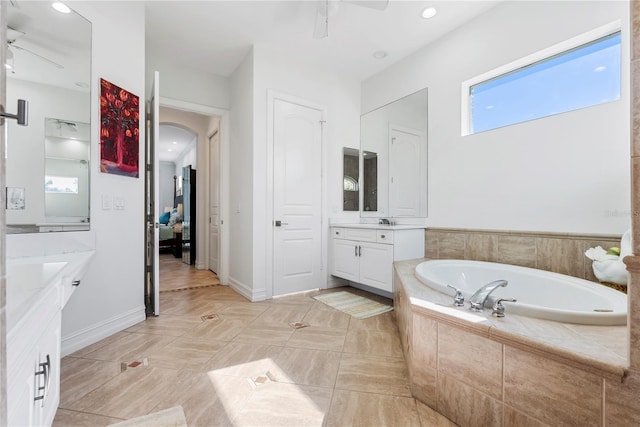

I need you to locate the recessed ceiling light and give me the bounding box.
[421,7,437,19]
[52,2,71,14]
[373,50,387,59]
[172,141,178,145]
[168,148,174,152]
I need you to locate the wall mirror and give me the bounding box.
[360,88,428,218]
[343,147,359,211]
[5,1,91,234]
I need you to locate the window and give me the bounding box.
[45,176,79,194]
[462,23,621,135]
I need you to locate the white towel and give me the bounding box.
[585,229,631,286]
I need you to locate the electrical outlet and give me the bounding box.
[114,197,125,210]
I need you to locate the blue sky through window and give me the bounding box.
[470,32,621,134]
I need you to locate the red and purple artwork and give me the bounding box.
[100,78,140,177]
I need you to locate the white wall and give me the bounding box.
[362,0,630,235]
[146,45,230,110]
[6,80,89,225]
[57,2,146,354]
[249,44,361,299]
[228,49,255,297]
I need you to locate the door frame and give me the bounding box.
[265,90,328,299]
[159,96,230,286]
[208,127,221,274]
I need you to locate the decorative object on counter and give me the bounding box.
[99,78,140,177]
[585,229,631,286]
[6,187,25,209]
[313,290,393,319]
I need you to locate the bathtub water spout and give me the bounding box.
[469,279,508,312]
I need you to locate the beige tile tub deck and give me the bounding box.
[395,257,629,427]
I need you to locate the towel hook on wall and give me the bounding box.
[0,99,29,126]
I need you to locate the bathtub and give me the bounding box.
[414,259,627,325]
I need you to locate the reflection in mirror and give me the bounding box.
[343,148,359,211]
[360,88,428,218]
[6,1,91,234]
[44,118,90,226]
[362,151,377,212]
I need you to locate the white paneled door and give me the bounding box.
[273,99,323,296]
[209,129,220,274]
[145,71,160,316]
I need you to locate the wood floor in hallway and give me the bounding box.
[159,253,221,292]
[53,268,456,426]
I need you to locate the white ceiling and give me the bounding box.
[6,0,91,92]
[145,0,502,80]
[148,0,502,162]
[159,124,197,162]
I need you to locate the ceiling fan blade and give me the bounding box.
[7,27,25,42]
[10,43,64,69]
[342,0,389,11]
[313,0,329,38]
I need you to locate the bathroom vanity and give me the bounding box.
[331,224,425,294]
[6,250,95,426]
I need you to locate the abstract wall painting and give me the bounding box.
[100,78,140,178]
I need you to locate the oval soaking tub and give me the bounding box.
[414,259,627,325]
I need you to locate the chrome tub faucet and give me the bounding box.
[469,279,508,312]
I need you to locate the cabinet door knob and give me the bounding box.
[354,245,358,256]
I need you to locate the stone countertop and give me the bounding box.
[331,223,427,230]
[6,250,96,331]
[395,258,628,380]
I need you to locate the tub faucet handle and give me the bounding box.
[492,298,517,318]
[446,285,465,307]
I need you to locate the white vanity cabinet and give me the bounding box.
[6,251,95,427]
[7,284,62,427]
[331,225,424,293]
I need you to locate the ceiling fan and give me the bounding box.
[313,0,389,38]
[6,26,64,72]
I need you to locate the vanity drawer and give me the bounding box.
[332,228,347,239]
[345,228,377,242]
[377,230,394,244]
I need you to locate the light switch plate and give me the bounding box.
[102,195,112,210]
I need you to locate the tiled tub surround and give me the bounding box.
[424,228,623,287]
[395,259,631,426]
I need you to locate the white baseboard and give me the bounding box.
[228,276,267,302]
[61,305,146,357]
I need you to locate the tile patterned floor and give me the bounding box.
[53,263,456,426]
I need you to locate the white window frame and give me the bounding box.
[461,20,622,136]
